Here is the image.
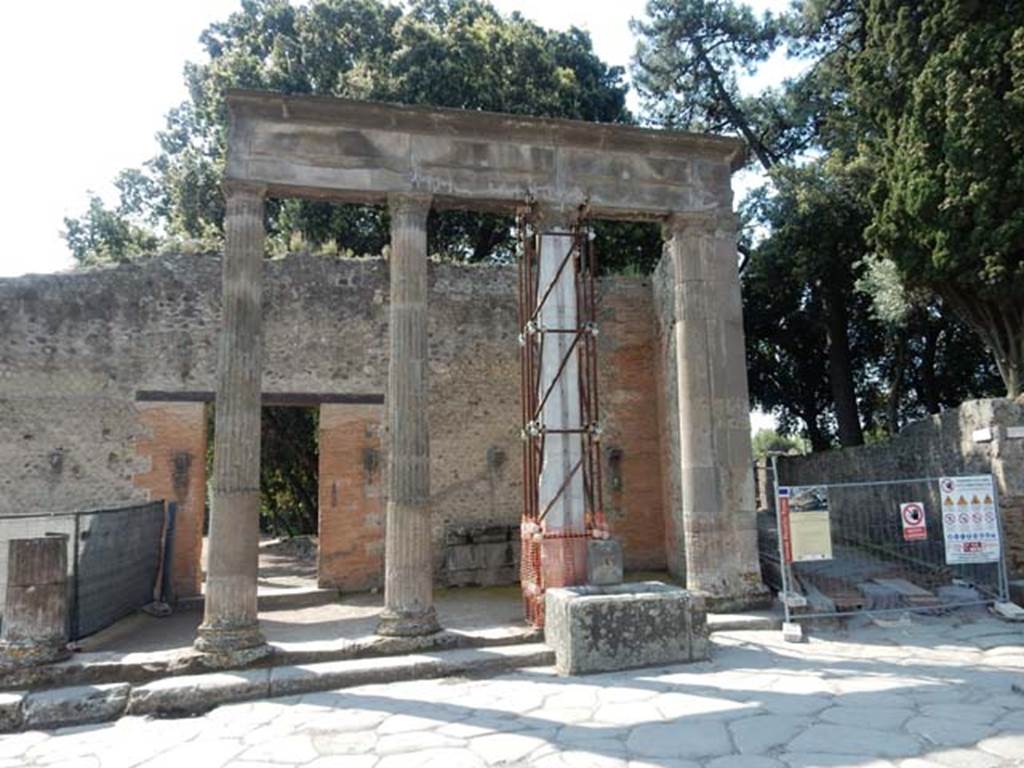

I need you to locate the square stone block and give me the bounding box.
[586,538,623,586]
[544,581,709,675]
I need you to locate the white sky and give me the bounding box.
[0,0,793,280]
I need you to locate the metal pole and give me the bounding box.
[770,453,791,625]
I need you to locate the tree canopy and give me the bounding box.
[64,0,632,266]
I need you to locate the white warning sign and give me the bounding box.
[900,502,927,541]
[938,475,1001,564]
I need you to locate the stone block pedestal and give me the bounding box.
[544,581,709,675]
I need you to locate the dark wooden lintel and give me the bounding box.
[136,390,384,406]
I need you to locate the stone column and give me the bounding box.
[377,193,440,637]
[535,206,588,588]
[667,210,766,609]
[195,182,268,656]
[0,537,70,668]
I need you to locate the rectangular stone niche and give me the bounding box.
[544,582,709,675]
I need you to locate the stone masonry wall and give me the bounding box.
[0,253,669,591]
[777,399,1024,579]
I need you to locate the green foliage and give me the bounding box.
[850,0,1024,397]
[260,407,319,536]
[62,192,159,267]
[751,428,808,460]
[65,0,638,267]
[633,0,811,170]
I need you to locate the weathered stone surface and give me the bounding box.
[225,90,742,218]
[0,254,671,600]
[378,193,439,638]
[545,581,709,675]
[127,669,271,717]
[0,537,70,668]
[587,539,624,586]
[21,683,129,729]
[0,692,24,733]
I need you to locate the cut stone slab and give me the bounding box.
[786,724,920,758]
[586,539,623,586]
[50,644,554,726]
[626,721,732,759]
[0,692,24,733]
[21,683,129,729]
[730,714,805,754]
[128,670,271,717]
[545,581,708,675]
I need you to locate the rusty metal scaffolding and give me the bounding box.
[516,204,607,627]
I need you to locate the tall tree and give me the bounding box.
[64,0,631,265]
[847,1,1024,399]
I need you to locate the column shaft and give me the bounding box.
[196,183,267,654]
[669,211,765,608]
[536,212,588,588]
[377,193,439,636]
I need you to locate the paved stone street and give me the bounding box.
[3,613,1022,768]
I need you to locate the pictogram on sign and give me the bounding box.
[900,502,927,541]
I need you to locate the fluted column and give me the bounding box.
[196,181,268,655]
[667,210,765,608]
[376,192,440,636]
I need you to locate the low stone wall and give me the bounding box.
[776,399,1024,579]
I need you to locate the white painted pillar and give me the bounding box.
[536,207,587,587]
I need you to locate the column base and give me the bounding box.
[0,639,70,670]
[375,607,441,637]
[194,622,270,660]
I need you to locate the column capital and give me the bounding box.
[388,192,433,220]
[663,208,737,240]
[222,180,267,201]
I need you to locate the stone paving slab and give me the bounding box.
[1,613,1022,767]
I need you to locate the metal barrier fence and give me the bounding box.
[768,458,1009,625]
[0,501,170,639]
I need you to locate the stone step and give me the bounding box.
[1,643,555,733]
[707,610,783,633]
[177,586,341,612]
[2,624,542,693]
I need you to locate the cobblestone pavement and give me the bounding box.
[3,613,1023,767]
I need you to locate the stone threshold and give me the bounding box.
[0,643,555,733]
[177,587,342,612]
[1,624,543,693]
[706,609,783,633]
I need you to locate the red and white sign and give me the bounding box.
[900,502,927,541]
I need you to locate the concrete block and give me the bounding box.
[544,581,709,675]
[21,683,129,729]
[586,538,623,586]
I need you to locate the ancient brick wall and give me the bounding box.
[0,253,672,589]
[777,399,1024,579]
[132,402,207,598]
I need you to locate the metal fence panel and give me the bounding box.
[75,501,166,637]
[768,461,1008,624]
[0,501,166,639]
